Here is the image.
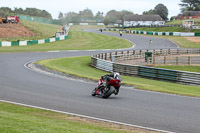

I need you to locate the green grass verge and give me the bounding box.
[157,65,200,73]
[128,27,200,33]
[0,25,133,52]
[0,20,61,41]
[159,36,200,48]
[0,101,141,133]
[36,56,200,98]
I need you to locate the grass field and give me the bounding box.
[37,56,200,98]
[0,25,133,52]
[0,101,149,133]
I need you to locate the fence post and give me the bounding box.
[153,56,155,64]
[133,50,135,55]
[177,49,179,55]
[115,51,117,56]
[188,56,191,65]
[160,49,163,55]
[105,53,107,60]
[168,49,171,55]
[176,57,179,65]
[164,56,167,64]
[110,52,112,59]
[101,53,103,59]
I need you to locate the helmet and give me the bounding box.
[114,72,120,79]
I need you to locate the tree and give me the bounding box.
[95,11,104,18]
[143,9,155,15]
[103,10,134,25]
[154,4,168,21]
[64,12,79,19]
[58,12,64,19]
[79,8,93,18]
[0,7,12,17]
[119,10,134,20]
[179,0,200,12]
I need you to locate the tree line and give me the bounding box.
[0,7,52,19]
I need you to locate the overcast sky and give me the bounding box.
[1,0,181,19]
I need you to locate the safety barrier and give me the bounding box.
[104,28,200,37]
[0,26,70,47]
[91,49,200,85]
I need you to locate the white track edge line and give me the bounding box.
[0,99,175,133]
[24,60,200,100]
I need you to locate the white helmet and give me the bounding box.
[114,72,120,79]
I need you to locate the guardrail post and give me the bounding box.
[177,49,179,55]
[168,49,170,55]
[176,57,179,65]
[110,52,112,59]
[164,57,167,64]
[101,53,103,59]
[160,49,163,55]
[112,56,115,62]
[98,54,100,58]
[121,51,123,56]
[188,56,191,65]
[105,53,107,60]
[153,57,155,64]
[133,50,135,55]
[115,51,117,56]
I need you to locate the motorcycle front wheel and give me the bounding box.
[91,88,97,96]
[102,86,115,98]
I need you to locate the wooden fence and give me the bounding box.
[91,49,200,85]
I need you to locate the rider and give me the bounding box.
[99,72,122,95]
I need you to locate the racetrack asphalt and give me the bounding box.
[0,30,200,133]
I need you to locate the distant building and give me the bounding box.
[123,15,165,27]
[175,11,200,20]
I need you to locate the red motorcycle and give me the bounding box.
[92,75,122,98]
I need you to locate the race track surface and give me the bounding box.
[0,30,200,133]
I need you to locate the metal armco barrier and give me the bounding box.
[104,28,200,37]
[91,49,200,85]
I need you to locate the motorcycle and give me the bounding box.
[91,76,122,98]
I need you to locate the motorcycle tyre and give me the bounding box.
[102,86,115,98]
[91,88,97,96]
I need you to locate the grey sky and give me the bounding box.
[1,0,181,19]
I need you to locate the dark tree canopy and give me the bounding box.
[179,0,200,12]
[154,4,168,21]
[143,3,168,21]
[0,7,52,18]
[79,8,94,18]
[103,10,134,25]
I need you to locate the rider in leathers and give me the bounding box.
[98,72,121,95]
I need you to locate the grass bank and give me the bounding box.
[0,20,61,41]
[0,101,149,133]
[37,56,200,98]
[0,25,133,52]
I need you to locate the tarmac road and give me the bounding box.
[0,31,200,133]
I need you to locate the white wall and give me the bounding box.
[124,21,165,27]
